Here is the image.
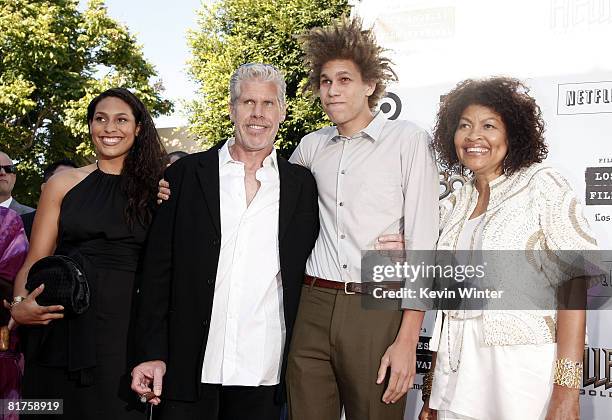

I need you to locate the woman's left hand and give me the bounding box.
[545,385,579,420]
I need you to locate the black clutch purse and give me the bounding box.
[26,255,90,316]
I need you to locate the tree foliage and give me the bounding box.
[0,0,172,206]
[186,0,349,156]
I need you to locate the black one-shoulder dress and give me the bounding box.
[22,169,147,419]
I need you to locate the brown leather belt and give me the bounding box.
[303,275,403,295]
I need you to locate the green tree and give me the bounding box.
[187,0,349,156]
[0,0,172,206]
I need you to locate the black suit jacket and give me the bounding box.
[133,147,319,402]
[21,210,35,239]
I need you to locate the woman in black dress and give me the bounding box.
[7,88,166,419]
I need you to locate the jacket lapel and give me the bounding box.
[196,150,221,238]
[278,157,300,241]
[195,150,300,240]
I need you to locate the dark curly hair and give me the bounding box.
[299,16,397,109]
[87,88,167,228]
[432,77,547,176]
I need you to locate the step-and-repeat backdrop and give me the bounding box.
[353,1,612,418]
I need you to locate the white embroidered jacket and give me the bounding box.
[436,163,600,346]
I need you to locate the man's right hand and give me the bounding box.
[131,360,166,405]
[156,179,171,204]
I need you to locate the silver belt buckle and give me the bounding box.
[344,281,355,295]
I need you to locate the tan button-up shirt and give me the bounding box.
[289,112,439,284]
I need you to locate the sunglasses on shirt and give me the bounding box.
[0,165,16,174]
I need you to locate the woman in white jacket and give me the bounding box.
[419,77,599,420]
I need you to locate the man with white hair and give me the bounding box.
[0,151,34,216]
[131,63,319,420]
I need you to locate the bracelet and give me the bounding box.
[421,371,434,401]
[9,296,25,309]
[553,358,583,389]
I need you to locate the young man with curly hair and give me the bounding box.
[286,17,439,420]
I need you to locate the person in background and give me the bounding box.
[7,88,166,420]
[0,207,29,420]
[167,150,188,165]
[419,77,596,420]
[0,151,34,216]
[21,158,78,239]
[42,159,79,187]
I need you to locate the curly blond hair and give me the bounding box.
[299,16,397,109]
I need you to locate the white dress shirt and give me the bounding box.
[201,139,285,386]
[429,204,556,419]
[289,112,439,284]
[0,197,13,208]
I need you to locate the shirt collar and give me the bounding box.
[466,173,509,198]
[218,139,235,166]
[326,111,387,144]
[219,138,279,172]
[0,196,13,208]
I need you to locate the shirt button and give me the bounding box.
[208,278,215,285]
[203,320,209,327]
[341,170,346,174]
[212,239,220,246]
[342,264,348,269]
[340,234,346,239]
[339,202,344,206]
